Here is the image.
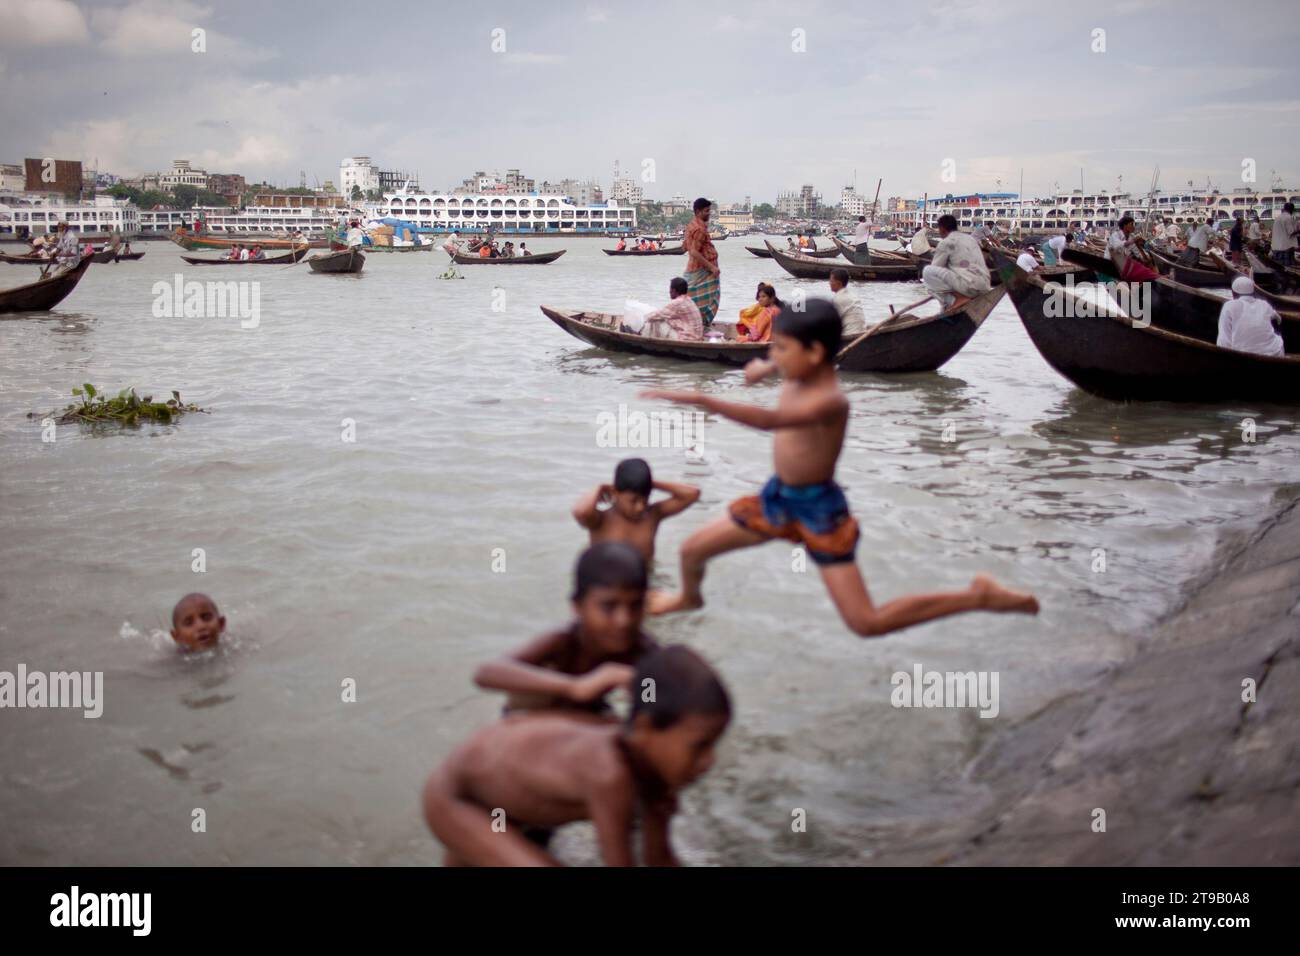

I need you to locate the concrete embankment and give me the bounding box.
[877,487,1300,865]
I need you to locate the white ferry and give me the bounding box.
[0,195,140,242]
[380,190,637,235]
[179,203,348,237]
[889,185,1300,235]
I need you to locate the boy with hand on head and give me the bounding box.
[474,542,658,715]
[171,593,225,651]
[573,457,700,564]
[641,299,1039,637]
[425,644,731,866]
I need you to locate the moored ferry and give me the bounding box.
[380,189,637,235]
[0,196,140,242]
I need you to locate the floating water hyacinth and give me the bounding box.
[45,384,206,426]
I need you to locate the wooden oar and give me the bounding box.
[836,295,936,359]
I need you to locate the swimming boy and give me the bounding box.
[170,593,225,651]
[474,542,658,714]
[424,644,731,866]
[641,299,1039,636]
[572,458,700,564]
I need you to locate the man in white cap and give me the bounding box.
[1217,275,1284,357]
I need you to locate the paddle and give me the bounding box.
[835,295,936,359]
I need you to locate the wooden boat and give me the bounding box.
[837,284,1006,372]
[830,236,918,264]
[170,229,327,251]
[998,256,1299,402]
[1143,246,1230,288]
[452,249,566,265]
[766,242,919,281]
[360,242,436,253]
[541,307,770,365]
[90,248,145,263]
[0,252,54,265]
[746,244,838,259]
[603,245,686,256]
[1246,251,1300,297]
[1060,248,1300,349]
[180,247,309,265]
[307,247,365,274]
[0,254,92,314]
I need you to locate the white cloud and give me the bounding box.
[0,0,89,47]
[40,119,136,171]
[586,5,609,22]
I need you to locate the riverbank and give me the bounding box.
[869,485,1300,865]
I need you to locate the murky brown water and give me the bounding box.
[1,239,1295,864]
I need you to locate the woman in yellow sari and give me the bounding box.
[736,283,782,343]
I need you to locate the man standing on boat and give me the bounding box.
[684,198,721,327]
[850,215,871,265]
[1180,218,1214,265]
[1107,215,1160,282]
[921,215,990,311]
[1270,202,1297,267]
[49,221,82,275]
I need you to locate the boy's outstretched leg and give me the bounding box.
[818,563,1038,638]
[648,515,767,615]
[423,772,559,866]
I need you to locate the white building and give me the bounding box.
[0,195,140,240]
[159,160,209,190]
[839,186,868,217]
[381,190,636,234]
[340,156,380,197]
[610,177,643,205]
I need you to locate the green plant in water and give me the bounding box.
[53,383,206,425]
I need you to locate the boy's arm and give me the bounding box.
[641,388,847,432]
[572,484,610,531]
[650,479,700,519]
[641,797,681,867]
[587,770,638,867]
[474,631,630,703]
[744,357,778,385]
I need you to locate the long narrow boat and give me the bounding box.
[998,256,1299,402]
[180,247,309,266]
[837,284,1007,372]
[747,243,841,259]
[830,236,920,264]
[0,252,55,265]
[1206,251,1300,313]
[170,229,328,251]
[766,242,920,281]
[0,254,92,314]
[1143,246,1230,287]
[360,243,436,253]
[603,245,686,256]
[307,247,366,274]
[452,249,566,265]
[541,307,770,365]
[90,248,146,263]
[1246,250,1300,297]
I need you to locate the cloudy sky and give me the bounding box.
[2,0,1298,203]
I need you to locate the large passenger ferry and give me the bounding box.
[380,190,637,235]
[0,196,140,242]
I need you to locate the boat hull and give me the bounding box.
[0,254,92,313]
[453,250,565,265]
[307,248,366,273]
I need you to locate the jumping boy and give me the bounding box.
[572,458,700,564]
[170,593,225,651]
[474,542,658,715]
[424,644,731,866]
[641,299,1039,637]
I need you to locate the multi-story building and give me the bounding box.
[716,204,753,232]
[776,184,822,218]
[839,186,868,217]
[0,194,139,240]
[159,160,209,190]
[378,168,418,192]
[610,176,643,206]
[207,173,246,204]
[340,157,380,197]
[0,163,24,194]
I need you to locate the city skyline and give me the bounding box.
[2,0,1299,204]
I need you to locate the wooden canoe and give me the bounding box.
[360,242,436,252]
[0,252,55,265]
[307,247,366,273]
[603,246,686,256]
[171,230,327,251]
[0,253,92,314]
[180,247,309,265]
[765,242,920,281]
[749,243,841,259]
[541,307,772,365]
[452,249,566,265]
[1144,246,1231,287]
[1058,248,1300,350]
[1246,250,1300,297]
[90,248,145,263]
[830,236,920,265]
[837,284,1005,372]
[999,256,1298,402]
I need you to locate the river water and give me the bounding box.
[0,238,1295,865]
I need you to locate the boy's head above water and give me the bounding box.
[571,542,647,655]
[612,457,653,520]
[772,298,843,379]
[170,593,225,651]
[627,645,731,789]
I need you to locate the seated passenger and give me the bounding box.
[643,277,705,342]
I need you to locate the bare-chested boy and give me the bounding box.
[572,458,699,564]
[641,298,1039,636]
[170,593,225,651]
[424,644,730,866]
[474,542,657,715]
